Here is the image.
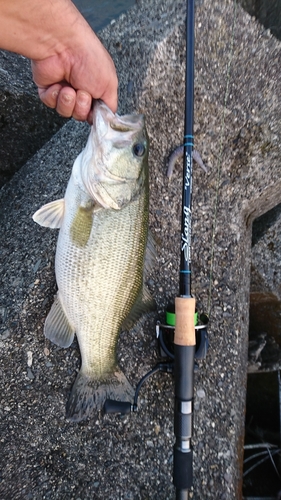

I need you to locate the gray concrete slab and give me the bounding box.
[0,51,66,187]
[0,0,281,498]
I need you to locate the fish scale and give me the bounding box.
[56,180,148,377]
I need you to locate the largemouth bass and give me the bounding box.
[33,101,155,422]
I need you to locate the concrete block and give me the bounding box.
[0,0,281,498]
[0,50,66,187]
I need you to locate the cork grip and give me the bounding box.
[174,297,196,346]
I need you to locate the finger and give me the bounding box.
[87,107,94,125]
[100,73,118,114]
[38,83,63,109]
[102,89,118,114]
[72,90,92,121]
[56,87,76,118]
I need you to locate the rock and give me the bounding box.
[1,1,281,499]
[0,51,66,187]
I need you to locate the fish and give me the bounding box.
[33,101,155,421]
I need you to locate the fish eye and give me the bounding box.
[133,143,146,157]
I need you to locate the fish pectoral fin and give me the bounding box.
[122,286,156,331]
[33,199,65,228]
[44,294,75,348]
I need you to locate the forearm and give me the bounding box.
[0,0,85,60]
[0,0,118,117]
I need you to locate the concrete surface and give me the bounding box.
[248,204,281,374]
[0,0,281,498]
[0,51,66,187]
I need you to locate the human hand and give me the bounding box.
[31,30,118,122]
[0,0,118,122]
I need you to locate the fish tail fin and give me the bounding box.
[65,368,134,422]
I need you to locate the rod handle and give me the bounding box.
[174,297,196,346]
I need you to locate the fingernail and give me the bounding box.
[62,93,75,104]
[77,92,90,107]
[52,90,59,99]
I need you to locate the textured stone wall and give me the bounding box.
[0,50,66,187]
[0,1,280,498]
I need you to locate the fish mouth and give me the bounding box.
[92,100,145,143]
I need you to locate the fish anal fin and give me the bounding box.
[44,294,75,348]
[33,199,65,228]
[122,286,156,331]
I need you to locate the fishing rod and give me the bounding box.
[172,0,196,497]
[104,1,208,497]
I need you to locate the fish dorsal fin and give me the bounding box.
[122,231,157,330]
[144,230,158,277]
[44,294,75,348]
[33,199,65,228]
[122,286,156,331]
